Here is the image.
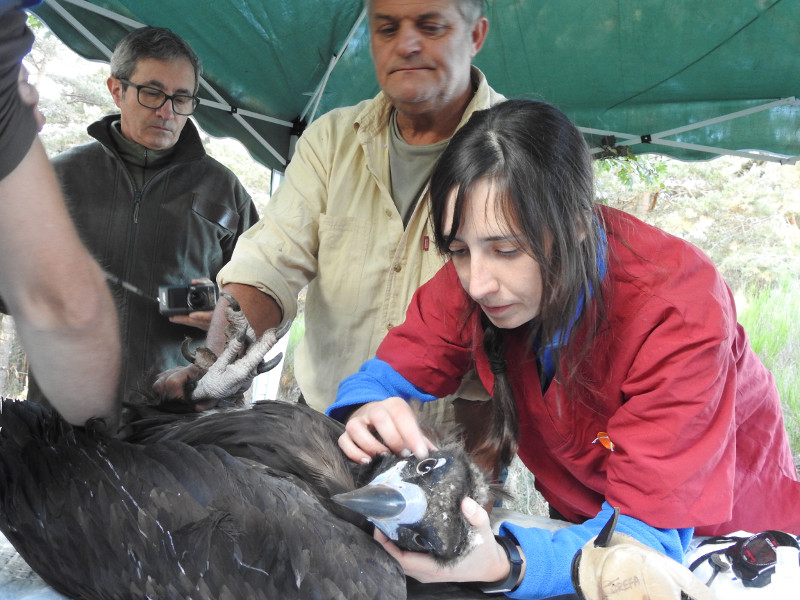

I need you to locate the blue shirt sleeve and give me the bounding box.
[499,502,693,599]
[326,358,437,421]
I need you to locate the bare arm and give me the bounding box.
[211,283,283,350]
[0,138,121,430]
[200,282,283,356]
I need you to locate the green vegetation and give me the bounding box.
[277,311,305,402]
[738,278,800,455]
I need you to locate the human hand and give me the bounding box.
[18,64,45,131]
[376,497,521,586]
[338,397,437,464]
[152,364,205,402]
[167,279,215,330]
[169,310,213,331]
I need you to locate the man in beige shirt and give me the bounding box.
[157,0,504,436]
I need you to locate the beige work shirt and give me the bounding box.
[218,68,505,411]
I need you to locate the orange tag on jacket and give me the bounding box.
[592,432,615,452]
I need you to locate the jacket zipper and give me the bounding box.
[133,188,143,224]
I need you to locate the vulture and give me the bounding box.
[0,299,498,600]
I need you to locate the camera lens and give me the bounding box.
[187,289,208,310]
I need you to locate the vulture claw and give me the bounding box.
[220,291,241,312]
[189,319,292,407]
[181,337,217,370]
[258,352,284,374]
[180,337,196,363]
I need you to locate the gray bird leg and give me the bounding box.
[190,304,291,405]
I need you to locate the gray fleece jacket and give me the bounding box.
[30,114,259,406]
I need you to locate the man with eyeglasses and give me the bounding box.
[26,26,259,409]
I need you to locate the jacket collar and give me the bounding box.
[87,114,207,165]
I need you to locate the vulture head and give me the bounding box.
[336,439,493,563]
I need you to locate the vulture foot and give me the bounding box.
[184,293,291,409]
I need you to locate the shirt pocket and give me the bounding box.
[317,214,371,310]
[192,196,240,233]
[162,195,236,276]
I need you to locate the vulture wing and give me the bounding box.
[0,400,405,600]
[123,399,366,525]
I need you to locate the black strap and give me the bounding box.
[478,535,524,594]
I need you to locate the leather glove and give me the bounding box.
[572,508,717,600]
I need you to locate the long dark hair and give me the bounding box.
[429,99,606,467]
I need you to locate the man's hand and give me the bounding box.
[168,278,215,330]
[338,397,437,464]
[152,364,204,402]
[376,497,522,586]
[169,310,213,331]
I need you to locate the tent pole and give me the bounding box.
[583,97,799,164]
[46,0,143,31]
[647,97,799,140]
[638,139,797,165]
[42,0,136,60]
[300,7,367,125]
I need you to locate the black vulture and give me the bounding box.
[0,301,498,600]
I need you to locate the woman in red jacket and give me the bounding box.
[327,99,800,598]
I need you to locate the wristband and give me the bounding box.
[479,535,524,594]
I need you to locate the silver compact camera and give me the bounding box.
[158,282,217,316]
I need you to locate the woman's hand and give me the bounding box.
[376,497,524,586]
[338,397,437,464]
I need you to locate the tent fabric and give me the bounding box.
[31,0,800,172]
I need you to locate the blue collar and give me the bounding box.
[537,219,608,387]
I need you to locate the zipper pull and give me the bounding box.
[133,189,142,223]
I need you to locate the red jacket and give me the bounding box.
[378,205,800,535]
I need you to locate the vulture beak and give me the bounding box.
[332,484,408,518]
[332,460,428,540]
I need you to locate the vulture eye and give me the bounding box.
[415,457,445,475]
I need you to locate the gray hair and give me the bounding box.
[110,27,202,93]
[363,0,484,25]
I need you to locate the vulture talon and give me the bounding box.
[258,352,284,374]
[189,318,292,407]
[220,291,241,312]
[180,337,196,363]
[181,337,218,371]
[169,293,293,409]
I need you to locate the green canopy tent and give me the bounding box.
[31,0,800,173]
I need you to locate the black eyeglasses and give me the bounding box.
[118,78,199,116]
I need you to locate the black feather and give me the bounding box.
[0,399,404,600]
[0,398,499,599]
